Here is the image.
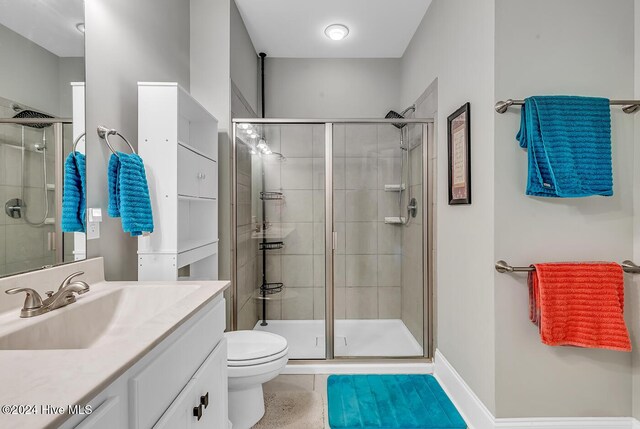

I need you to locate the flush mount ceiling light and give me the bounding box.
[75,23,85,33]
[324,24,349,41]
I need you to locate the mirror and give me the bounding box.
[0,0,85,277]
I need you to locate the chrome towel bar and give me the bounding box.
[495,99,640,114]
[495,260,640,274]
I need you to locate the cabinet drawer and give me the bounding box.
[198,157,217,199]
[178,145,200,197]
[153,339,227,429]
[129,297,225,429]
[75,397,120,429]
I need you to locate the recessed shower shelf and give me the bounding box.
[260,191,284,200]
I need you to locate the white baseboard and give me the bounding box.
[433,349,495,429]
[434,349,637,429]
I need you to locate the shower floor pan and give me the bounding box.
[253,319,423,359]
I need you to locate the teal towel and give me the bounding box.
[62,152,86,233]
[108,154,120,217]
[516,95,612,197]
[107,152,154,236]
[328,374,466,429]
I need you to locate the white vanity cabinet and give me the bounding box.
[60,294,228,429]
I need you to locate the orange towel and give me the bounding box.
[528,262,631,352]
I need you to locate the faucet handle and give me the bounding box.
[5,287,44,310]
[59,271,85,291]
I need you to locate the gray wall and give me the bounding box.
[58,57,85,117]
[264,58,401,118]
[229,0,259,326]
[634,0,640,420]
[494,0,633,417]
[191,0,232,291]
[402,0,637,418]
[0,24,62,116]
[401,0,497,413]
[0,24,84,118]
[231,0,258,114]
[85,0,190,280]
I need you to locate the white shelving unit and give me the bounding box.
[137,82,219,281]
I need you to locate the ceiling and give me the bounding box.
[0,0,84,57]
[234,0,432,58]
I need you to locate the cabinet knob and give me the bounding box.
[193,404,203,421]
[200,392,209,409]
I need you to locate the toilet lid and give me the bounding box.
[225,331,288,362]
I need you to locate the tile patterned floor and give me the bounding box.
[260,375,331,429]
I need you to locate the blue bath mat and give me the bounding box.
[327,374,466,429]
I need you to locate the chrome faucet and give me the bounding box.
[5,271,90,318]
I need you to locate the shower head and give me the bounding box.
[385,110,406,129]
[12,108,54,129]
[385,105,416,129]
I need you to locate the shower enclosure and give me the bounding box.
[232,118,433,360]
[0,98,79,277]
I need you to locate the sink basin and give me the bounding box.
[0,284,200,350]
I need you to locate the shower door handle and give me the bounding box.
[48,232,56,251]
[332,231,338,250]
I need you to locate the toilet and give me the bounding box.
[225,330,289,429]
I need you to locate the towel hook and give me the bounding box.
[97,125,136,157]
[72,132,86,155]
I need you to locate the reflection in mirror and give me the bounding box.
[0,0,85,277]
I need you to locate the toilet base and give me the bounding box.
[228,384,265,429]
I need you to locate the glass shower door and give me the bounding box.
[332,121,425,357]
[235,122,326,359]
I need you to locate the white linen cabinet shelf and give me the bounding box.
[137,82,219,281]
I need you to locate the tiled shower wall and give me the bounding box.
[401,125,424,348]
[259,123,410,323]
[0,101,57,276]
[236,140,260,329]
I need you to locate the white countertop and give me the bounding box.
[0,279,230,429]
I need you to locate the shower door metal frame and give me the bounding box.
[231,118,435,361]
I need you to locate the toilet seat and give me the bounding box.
[225,330,288,367]
[228,347,289,367]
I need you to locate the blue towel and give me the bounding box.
[107,153,121,217]
[516,95,613,197]
[107,152,154,236]
[62,152,86,233]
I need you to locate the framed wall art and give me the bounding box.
[447,102,471,205]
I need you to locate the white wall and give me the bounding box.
[494,0,634,417]
[265,58,401,118]
[85,0,190,280]
[401,0,497,413]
